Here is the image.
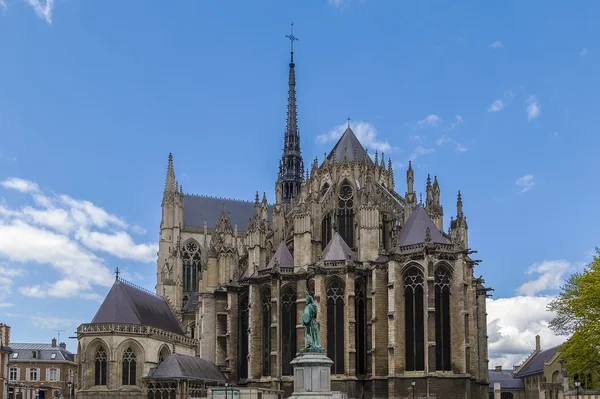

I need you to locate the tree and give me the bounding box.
[548,248,600,385]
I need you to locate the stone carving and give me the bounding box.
[301,292,324,353]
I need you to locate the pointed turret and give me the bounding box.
[407,161,414,194]
[163,153,177,201]
[433,176,440,204]
[450,190,468,248]
[278,23,304,210]
[403,161,417,223]
[457,190,463,219]
[261,192,269,221]
[426,174,433,206]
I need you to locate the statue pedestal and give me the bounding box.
[288,351,334,399]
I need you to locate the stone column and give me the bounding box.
[248,284,262,380]
[271,278,281,378]
[315,274,327,353]
[345,268,356,377]
[296,279,307,353]
[227,290,239,382]
[371,267,389,398]
[199,294,216,363]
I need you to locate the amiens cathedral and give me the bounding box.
[76,32,490,399]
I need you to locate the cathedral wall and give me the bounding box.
[199,295,217,363]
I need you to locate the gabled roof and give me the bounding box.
[8,343,74,362]
[325,127,373,165]
[145,353,227,382]
[91,279,185,336]
[488,370,525,390]
[396,206,449,247]
[514,346,561,378]
[322,232,357,261]
[183,195,273,229]
[182,291,198,311]
[266,242,294,269]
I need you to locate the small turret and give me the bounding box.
[457,190,463,219]
[407,160,414,194]
[403,161,417,223]
[433,176,440,205]
[426,174,433,206]
[450,190,468,248]
[261,192,269,221]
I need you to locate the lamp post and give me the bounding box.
[67,381,72,399]
[575,378,580,399]
[225,382,228,399]
[411,379,416,399]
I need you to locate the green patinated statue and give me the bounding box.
[301,292,324,353]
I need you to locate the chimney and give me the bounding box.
[59,342,66,349]
[495,365,502,372]
[536,335,541,352]
[51,338,57,347]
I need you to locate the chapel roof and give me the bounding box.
[266,242,294,269]
[183,195,273,230]
[321,232,357,262]
[91,278,185,336]
[145,353,227,383]
[325,127,373,165]
[396,206,449,247]
[513,346,560,378]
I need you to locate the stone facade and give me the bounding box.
[155,39,490,399]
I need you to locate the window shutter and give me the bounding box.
[25,368,30,381]
[16,368,20,381]
[46,368,50,381]
[56,368,61,382]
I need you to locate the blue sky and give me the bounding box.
[0,0,598,367]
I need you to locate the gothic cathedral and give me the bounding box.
[156,35,490,399]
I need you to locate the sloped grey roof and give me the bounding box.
[396,206,449,247]
[266,242,294,269]
[322,232,357,261]
[145,353,227,382]
[183,195,273,229]
[325,127,373,165]
[514,346,560,378]
[91,279,185,336]
[182,291,198,311]
[9,343,74,362]
[488,370,525,390]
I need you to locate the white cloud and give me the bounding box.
[316,121,391,153]
[451,114,464,128]
[436,135,450,146]
[487,295,567,369]
[0,0,7,14]
[1,177,39,193]
[417,114,442,128]
[515,174,534,193]
[6,313,80,329]
[581,48,588,57]
[0,264,24,307]
[408,146,435,161]
[456,143,468,152]
[489,41,504,49]
[0,177,157,300]
[526,95,541,120]
[24,0,54,24]
[517,260,574,296]
[131,224,147,235]
[488,99,505,112]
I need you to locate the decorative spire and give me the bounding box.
[380,152,385,169]
[115,267,120,281]
[279,23,304,209]
[163,153,176,196]
[457,190,463,218]
[406,160,414,194]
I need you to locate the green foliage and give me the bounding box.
[548,248,600,384]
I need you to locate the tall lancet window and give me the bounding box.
[355,278,367,376]
[322,213,332,250]
[435,267,452,371]
[182,240,201,293]
[337,182,354,247]
[327,278,345,374]
[121,347,137,386]
[261,287,272,377]
[281,285,297,376]
[237,293,249,380]
[404,267,425,371]
[94,347,107,386]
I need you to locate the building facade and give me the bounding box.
[155,34,491,399]
[6,339,76,399]
[1,323,12,399]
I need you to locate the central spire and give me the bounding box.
[279,23,304,209]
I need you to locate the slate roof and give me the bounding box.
[182,291,198,312]
[91,279,185,336]
[514,346,560,378]
[183,195,273,230]
[488,370,525,390]
[9,343,75,362]
[145,353,227,382]
[325,127,373,165]
[321,232,357,261]
[266,242,294,269]
[396,206,449,247]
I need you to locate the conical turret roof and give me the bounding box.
[321,232,357,261]
[325,127,373,165]
[266,242,294,269]
[396,206,449,247]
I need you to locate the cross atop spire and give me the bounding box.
[347,117,351,128]
[286,22,299,63]
[115,267,120,280]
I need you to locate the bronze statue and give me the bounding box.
[301,292,323,352]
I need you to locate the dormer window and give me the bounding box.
[51,353,56,360]
[12,353,18,359]
[31,350,38,359]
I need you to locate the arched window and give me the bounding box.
[122,347,137,386]
[158,346,170,365]
[321,183,330,198]
[281,286,297,376]
[237,293,249,380]
[322,213,332,250]
[337,182,354,247]
[355,278,367,376]
[261,287,272,377]
[435,267,451,371]
[182,240,201,294]
[404,268,425,371]
[327,279,345,374]
[94,347,107,386]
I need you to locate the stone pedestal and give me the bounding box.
[288,352,334,399]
